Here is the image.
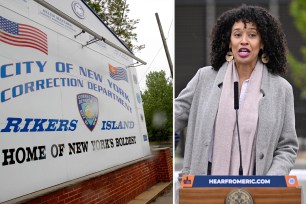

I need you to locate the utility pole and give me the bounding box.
[155,13,173,78]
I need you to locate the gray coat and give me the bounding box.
[175,63,299,175]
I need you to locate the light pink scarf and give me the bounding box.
[211,60,263,175]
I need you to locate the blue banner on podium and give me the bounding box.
[181,175,299,188]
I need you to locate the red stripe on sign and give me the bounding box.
[0,31,48,53]
[0,32,48,54]
[19,23,47,38]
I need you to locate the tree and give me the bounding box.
[84,0,144,52]
[288,0,306,99]
[141,71,173,142]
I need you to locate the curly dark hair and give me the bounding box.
[210,5,288,75]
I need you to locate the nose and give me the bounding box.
[240,34,249,45]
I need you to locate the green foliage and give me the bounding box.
[288,54,306,99]
[289,0,306,99]
[84,0,144,52]
[290,0,306,40]
[141,71,173,141]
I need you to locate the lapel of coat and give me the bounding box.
[193,63,227,174]
[215,62,228,88]
[256,65,272,174]
[205,63,228,140]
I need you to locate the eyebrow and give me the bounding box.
[232,27,258,31]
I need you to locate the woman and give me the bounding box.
[175,5,299,176]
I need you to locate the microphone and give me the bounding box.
[234,82,239,110]
[234,81,243,176]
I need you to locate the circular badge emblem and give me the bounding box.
[289,178,296,185]
[71,1,85,19]
[226,189,253,204]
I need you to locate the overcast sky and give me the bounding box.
[128,0,174,91]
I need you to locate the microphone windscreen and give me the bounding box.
[234,82,239,110]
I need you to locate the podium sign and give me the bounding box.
[181,175,299,188]
[180,176,301,204]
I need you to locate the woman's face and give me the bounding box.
[230,21,263,67]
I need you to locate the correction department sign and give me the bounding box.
[0,0,149,202]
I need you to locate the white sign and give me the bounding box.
[0,0,149,202]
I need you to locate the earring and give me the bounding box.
[261,53,269,64]
[225,50,234,62]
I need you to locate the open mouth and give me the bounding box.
[238,48,250,58]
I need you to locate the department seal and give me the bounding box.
[226,189,253,204]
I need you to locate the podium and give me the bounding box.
[179,175,301,204]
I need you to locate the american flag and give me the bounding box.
[109,64,128,82]
[0,16,48,55]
